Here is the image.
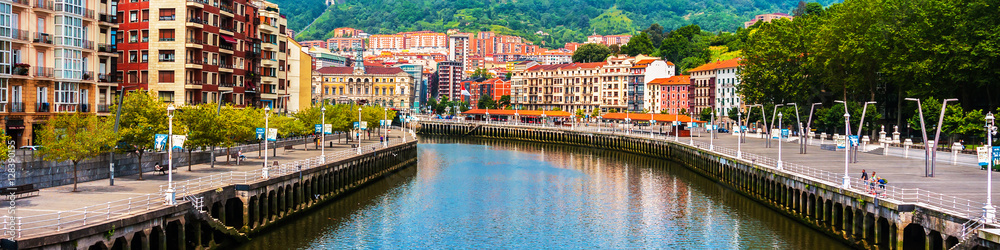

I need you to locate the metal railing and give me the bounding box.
[0,133,411,238]
[424,119,990,219]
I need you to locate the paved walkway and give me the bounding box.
[1,129,412,238]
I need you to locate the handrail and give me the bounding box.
[0,129,411,238]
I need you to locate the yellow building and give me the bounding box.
[316,65,412,107]
[287,39,312,112]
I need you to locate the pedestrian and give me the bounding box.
[860,169,869,192]
[878,177,887,195]
[380,135,384,143]
[869,171,878,194]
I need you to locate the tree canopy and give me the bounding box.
[572,43,612,63]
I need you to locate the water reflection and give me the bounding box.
[237,137,848,249]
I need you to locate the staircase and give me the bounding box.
[949,216,986,250]
[462,124,482,136]
[182,195,205,212]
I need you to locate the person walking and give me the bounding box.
[869,171,879,195]
[860,169,869,193]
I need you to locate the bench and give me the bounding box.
[284,145,294,150]
[154,164,175,175]
[2,184,39,200]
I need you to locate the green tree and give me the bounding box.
[0,130,10,161]
[470,68,495,79]
[219,105,262,161]
[477,94,497,109]
[575,109,584,119]
[38,114,116,192]
[699,108,713,122]
[497,95,511,109]
[115,91,166,180]
[572,43,611,63]
[591,109,601,118]
[176,104,223,171]
[642,23,667,48]
[660,109,670,115]
[622,32,655,56]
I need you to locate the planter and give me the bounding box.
[13,67,29,76]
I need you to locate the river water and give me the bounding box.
[237,137,849,249]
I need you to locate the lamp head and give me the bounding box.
[786,103,795,106]
[321,106,326,111]
[167,104,175,114]
[844,113,850,118]
[264,106,271,112]
[988,112,995,123]
[945,98,958,102]
[778,112,783,118]
[904,98,918,101]
[866,101,877,104]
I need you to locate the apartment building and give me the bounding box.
[713,58,741,119]
[0,0,113,146]
[688,61,718,116]
[649,75,690,115]
[586,34,631,46]
[315,64,412,107]
[397,63,423,108]
[511,62,603,113]
[447,33,470,78]
[286,39,311,112]
[367,34,404,50]
[402,31,446,50]
[325,37,362,51]
[298,40,324,48]
[628,59,675,113]
[332,27,362,38]
[116,0,264,108]
[256,0,287,109]
[434,60,461,100]
[600,55,631,112]
[304,46,348,69]
[469,77,509,103]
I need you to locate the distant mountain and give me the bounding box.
[274,0,841,48]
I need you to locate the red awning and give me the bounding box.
[220,35,237,44]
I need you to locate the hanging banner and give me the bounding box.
[835,136,846,149]
[171,135,187,149]
[848,135,860,147]
[267,128,278,142]
[255,128,265,140]
[324,124,332,134]
[978,146,989,166]
[314,124,322,133]
[154,134,168,151]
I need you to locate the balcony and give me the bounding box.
[159,15,176,21]
[185,59,203,69]
[11,29,29,43]
[35,103,50,112]
[184,80,203,90]
[84,9,95,19]
[219,44,233,54]
[36,67,54,78]
[32,33,53,46]
[259,23,276,34]
[33,0,53,12]
[219,63,234,73]
[186,0,207,7]
[261,59,276,67]
[53,103,85,113]
[81,40,95,50]
[98,73,116,83]
[219,26,235,35]
[158,56,176,62]
[219,5,234,15]
[97,43,116,55]
[83,71,95,81]
[98,13,117,25]
[11,0,29,7]
[185,38,204,49]
[97,104,111,113]
[187,18,205,28]
[261,42,277,51]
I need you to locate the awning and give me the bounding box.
[461,109,573,117]
[220,35,237,44]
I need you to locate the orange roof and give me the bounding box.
[461,109,573,117]
[688,58,742,72]
[600,113,704,123]
[630,59,657,69]
[526,62,603,72]
[648,75,691,85]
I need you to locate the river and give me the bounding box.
[236,137,849,249]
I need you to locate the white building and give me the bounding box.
[713,58,742,119]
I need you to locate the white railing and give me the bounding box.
[423,119,987,219]
[0,131,411,239]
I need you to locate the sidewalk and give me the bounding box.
[1,129,411,237]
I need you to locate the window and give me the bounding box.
[141,50,148,62]
[159,8,175,21]
[117,52,124,63]
[129,50,137,62]
[0,80,7,104]
[141,10,149,22]
[158,91,174,102]
[129,31,137,43]
[141,30,148,42]
[55,82,79,104]
[158,71,174,83]
[158,50,174,62]
[129,10,137,22]
[159,29,174,41]
[36,87,48,103]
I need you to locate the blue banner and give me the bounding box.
[256,128,265,140]
[314,124,322,133]
[993,146,1000,167]
[154,134,168,151]
[848,135,860,147]
[781,129,789,138]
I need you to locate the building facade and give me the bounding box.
[286,39,311,112]
[315,65,412,107]
[600,55,631,112]
[651,75,690,115]
[511,62,603,113]
[397,63,422,109]
[0,0,113,146]
[434,60,461,101]
[447,33,470,78]
[713,58,741,119]
[688,61,718,116]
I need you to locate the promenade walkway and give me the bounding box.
[0,128,413,238]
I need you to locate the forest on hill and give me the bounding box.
[275,0,840,48]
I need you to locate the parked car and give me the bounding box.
[717,128,730,133]
[19,146,42,150]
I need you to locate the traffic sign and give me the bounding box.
[993,146,1000,167]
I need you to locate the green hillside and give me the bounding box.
[275,0,840,48]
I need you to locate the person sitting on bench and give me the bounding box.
[238,150,246,162]
[154,163,168,175]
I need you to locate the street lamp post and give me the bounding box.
[710,110,715,150]
[842,112,851,189]
[786,103,802,153]
[778,112,783,169]
[737,108,743,158]
[263,106,271,179]
[165,104,176,205]
[358,107,362,154]
[904,98,931,177]
[834,100,852,161]
[852,101,877,163]
[383,107,388,148]
[769,104,783,148]
[986,112,997,222]
[110,85,141,186]
[930,98,958,176]
[805,103,822,154]
[211,90,232,167]
[321,105,326,163]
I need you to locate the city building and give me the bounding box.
[744,13,793,28]
[286,39,312,112]
[649,75,691,115]
[257,0,289,109]
[298,40,325,48]
[523,50,572,65]
[628,59,675,113]
[315,64,412,107]
[397,63,423,109]
[325,37,363,51]
[713,58,742,119]
[586,34,632,46]
[0,0,114,146]
[447,33,471,78]
[434,61,462,100]
[367,34,405,50]
[688,60,718,116]
[304,46,348,69]
[600,55,632,112]
[470,77,510,103]
[511,62,604,113]
[333,27,363,38]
